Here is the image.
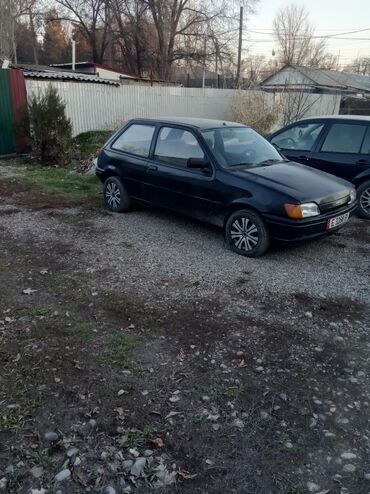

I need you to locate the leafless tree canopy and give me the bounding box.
[3,0,260,80]
[273,3,335,68]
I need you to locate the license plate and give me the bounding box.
[327,212,350,230]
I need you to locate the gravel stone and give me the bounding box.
[54,469,71,482]
[130,457,146,477]
[44,431,58,442]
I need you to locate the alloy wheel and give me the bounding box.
[230,217,259,252]
[105,182,121,209]
[360,187,370,215]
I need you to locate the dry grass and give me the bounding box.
[232,91,281,135]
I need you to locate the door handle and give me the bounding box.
[357,159,368,165]
[147,164,158,172]
[297,155,308,160]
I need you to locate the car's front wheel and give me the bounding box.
[357,180,370,220]
[103,176,130,212]
[225,209,271,257]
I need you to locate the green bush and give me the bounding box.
[18,84,72,164]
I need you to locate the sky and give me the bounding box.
[245,0,370,67]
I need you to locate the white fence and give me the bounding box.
[25,79,341,136]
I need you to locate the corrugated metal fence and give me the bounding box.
[25,79,341,137]
[0,68,27,155]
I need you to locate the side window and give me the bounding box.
[154,127,204,167]
[321,123,367,154]
[271,122,324,151]
[112,124,155,157]
[360,127,370,155]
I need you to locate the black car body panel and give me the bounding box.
[267,115,370,186]
[97,117,356,244]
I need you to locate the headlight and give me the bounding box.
[349,189,356,204]
[284,202,320,219]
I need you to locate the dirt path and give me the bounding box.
[0,169,369,494]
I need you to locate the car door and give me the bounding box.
[269,120,326,165]
[309,121,369,181]
[105,123,156,200]
[143,125,216,222]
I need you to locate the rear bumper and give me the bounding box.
[263,202,358,243]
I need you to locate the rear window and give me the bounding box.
[112,124,155,157]
[321,123,367,154]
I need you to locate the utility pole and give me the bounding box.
[72,40,76,71]
[236,5,243,88]
[29,6,39,65]
[202,35,207,88]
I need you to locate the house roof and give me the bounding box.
[11,62,119,85]
[23,70,119,85]
[262,64,370,94]
[50,61,139,79]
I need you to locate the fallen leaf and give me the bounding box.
[165,411,181,419]
[72,467,88,486]
[178,469,198,480]
[22,288,37,295]
[237,359,248,368]
[177,349,186,361]
[150,437,164,448]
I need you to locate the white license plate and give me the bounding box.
[327,212,350,230]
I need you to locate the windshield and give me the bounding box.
[202,126,284,168]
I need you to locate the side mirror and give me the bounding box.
[187,157,207,169]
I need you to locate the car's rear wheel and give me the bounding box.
[357,180,370,220]
[225,209,271,257]
[103,176,130,212]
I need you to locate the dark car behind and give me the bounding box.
[268,115,370,219]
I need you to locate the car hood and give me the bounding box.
[231,161,353,205]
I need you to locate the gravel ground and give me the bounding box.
[0,168,370,494]
[2,204,369,303]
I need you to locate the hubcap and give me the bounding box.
[230,217,259,251]
[360,187,370,214]
[106,182,121,208]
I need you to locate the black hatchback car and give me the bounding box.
[96,117,357,257]
[268,115,370,219]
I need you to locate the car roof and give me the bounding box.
[300,114,370,122]
[131,116,247,130]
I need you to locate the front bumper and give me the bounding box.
[263,202,358,243]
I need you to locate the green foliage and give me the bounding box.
[19,84,72,164]
[24,164,100,203]
[74,131,112,158]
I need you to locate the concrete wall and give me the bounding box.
[24,79,340,136]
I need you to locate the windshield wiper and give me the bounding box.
[256,159,288,166]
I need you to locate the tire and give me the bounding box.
[357,180,370,220]
[225,209,271,257]
[103,176,130,213]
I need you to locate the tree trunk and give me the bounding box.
[0,0,15,61]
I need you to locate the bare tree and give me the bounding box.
[279,87,320,126]
[352,57,370,76]
[0,0,16,61]
[54,0,109,63]
[273,3,332,68]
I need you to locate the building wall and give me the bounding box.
[95,67,124,81]
[24,79,340,136]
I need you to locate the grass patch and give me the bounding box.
[24,164,101,203]
[101,332,145,369]
[72,322,95,339]
[73,130,112,158]
[125,425,154,447]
